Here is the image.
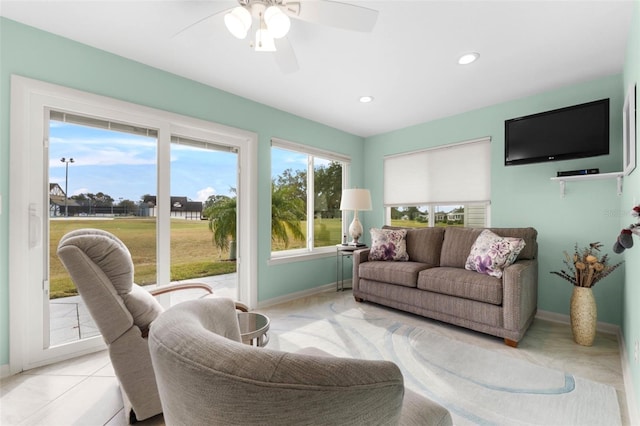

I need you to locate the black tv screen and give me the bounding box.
[505,99,610,166]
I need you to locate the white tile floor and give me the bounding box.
[1,286,634,425]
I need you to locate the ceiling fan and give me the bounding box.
[178,0,379,74]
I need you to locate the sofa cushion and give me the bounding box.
[405,227,445,265]
[417,267,503,305]
[383,226,444,266]
[440,228,483,268]
[359,261,431,288]
[464,229,526,278]
[369,228,409,261]
[440,227,538,268]
[488,227,537,260]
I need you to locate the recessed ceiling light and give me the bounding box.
[359,96,374,103]
[458,52,480,65]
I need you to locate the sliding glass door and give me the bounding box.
[169,136,239,300]
[9,76,256,372]
[47,112,158,347]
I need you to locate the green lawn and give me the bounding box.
[270,218,342,250]
[50,218,236,299]
[51,216,345,299]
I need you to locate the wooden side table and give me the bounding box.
[237,312,270,347]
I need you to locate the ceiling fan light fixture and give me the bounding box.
[224,6,252,39]
[255,28,276,52]
[264,6,291,39]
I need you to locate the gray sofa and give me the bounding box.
[353,227,538,347]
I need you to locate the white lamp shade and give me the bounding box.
[264,6,291,39]
[224,6,252,39]
[340,189,372,211]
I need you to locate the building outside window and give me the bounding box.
[389,204,488,228]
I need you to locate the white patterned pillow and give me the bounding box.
[465,229,526,278]
[369,228,409,261]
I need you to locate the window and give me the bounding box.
[384,138,491,228]
[271,138,349,257]
[10,76,258,370]
[389,204,488,228]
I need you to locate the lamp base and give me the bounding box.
[348,215,364,247]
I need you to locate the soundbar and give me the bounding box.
[556,168,600,177]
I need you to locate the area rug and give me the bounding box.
[267,301,621,426]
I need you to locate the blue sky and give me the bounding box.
[50,121,240,203]
[49,120,336,204]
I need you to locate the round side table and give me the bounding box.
[237,312,270,347]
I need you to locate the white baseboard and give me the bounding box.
[535,309,620,335]
[617,328,640,425]
[1,363,10,379]
[257,280,347,309]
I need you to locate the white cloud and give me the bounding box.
[49,135,156,167]
[196,187,216,202]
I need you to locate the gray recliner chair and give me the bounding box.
[56,228,239,423]
[148,297,453,426]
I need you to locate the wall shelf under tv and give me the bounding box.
[550,172,623,198]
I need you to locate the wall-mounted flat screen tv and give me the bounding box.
[505,98,610,166]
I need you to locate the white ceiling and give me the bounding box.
[0,0,634,137]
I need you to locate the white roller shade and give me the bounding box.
[171,135,235,153]
[384,137,491,206]
[384,150,430,206]
[50,110,158,138]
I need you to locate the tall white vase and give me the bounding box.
[570,286,597,346]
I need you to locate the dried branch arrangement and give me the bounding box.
[550,242,623,288]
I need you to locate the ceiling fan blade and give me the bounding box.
[286,1,378,32]
[172,5,232,38]
[273,37,299,74]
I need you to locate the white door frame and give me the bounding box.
[9,75,258,373]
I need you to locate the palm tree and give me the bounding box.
[205,184,305,259]
[205,195,237,258]
[271,184,305,247]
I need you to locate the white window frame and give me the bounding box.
[385,203,491,228]
[269,138,350,264]
[9,75,258,373]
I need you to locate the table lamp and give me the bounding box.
[339,188,372,246]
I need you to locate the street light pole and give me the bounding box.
[60,157,74,217]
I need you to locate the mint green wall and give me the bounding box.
[2,17,639,417]
[622,0,640,415]
[0,18,365,366]
[364,74,625,327]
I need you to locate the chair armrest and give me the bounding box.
[150,283,249,312]
[149,282,213,296]
[234,301,249,312]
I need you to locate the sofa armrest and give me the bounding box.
[502,259,538,333]
[352,248,370,293]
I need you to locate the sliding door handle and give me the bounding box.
[29,203,41,248]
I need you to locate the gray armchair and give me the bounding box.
[148,297,453,426]
[56,228,240,423]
